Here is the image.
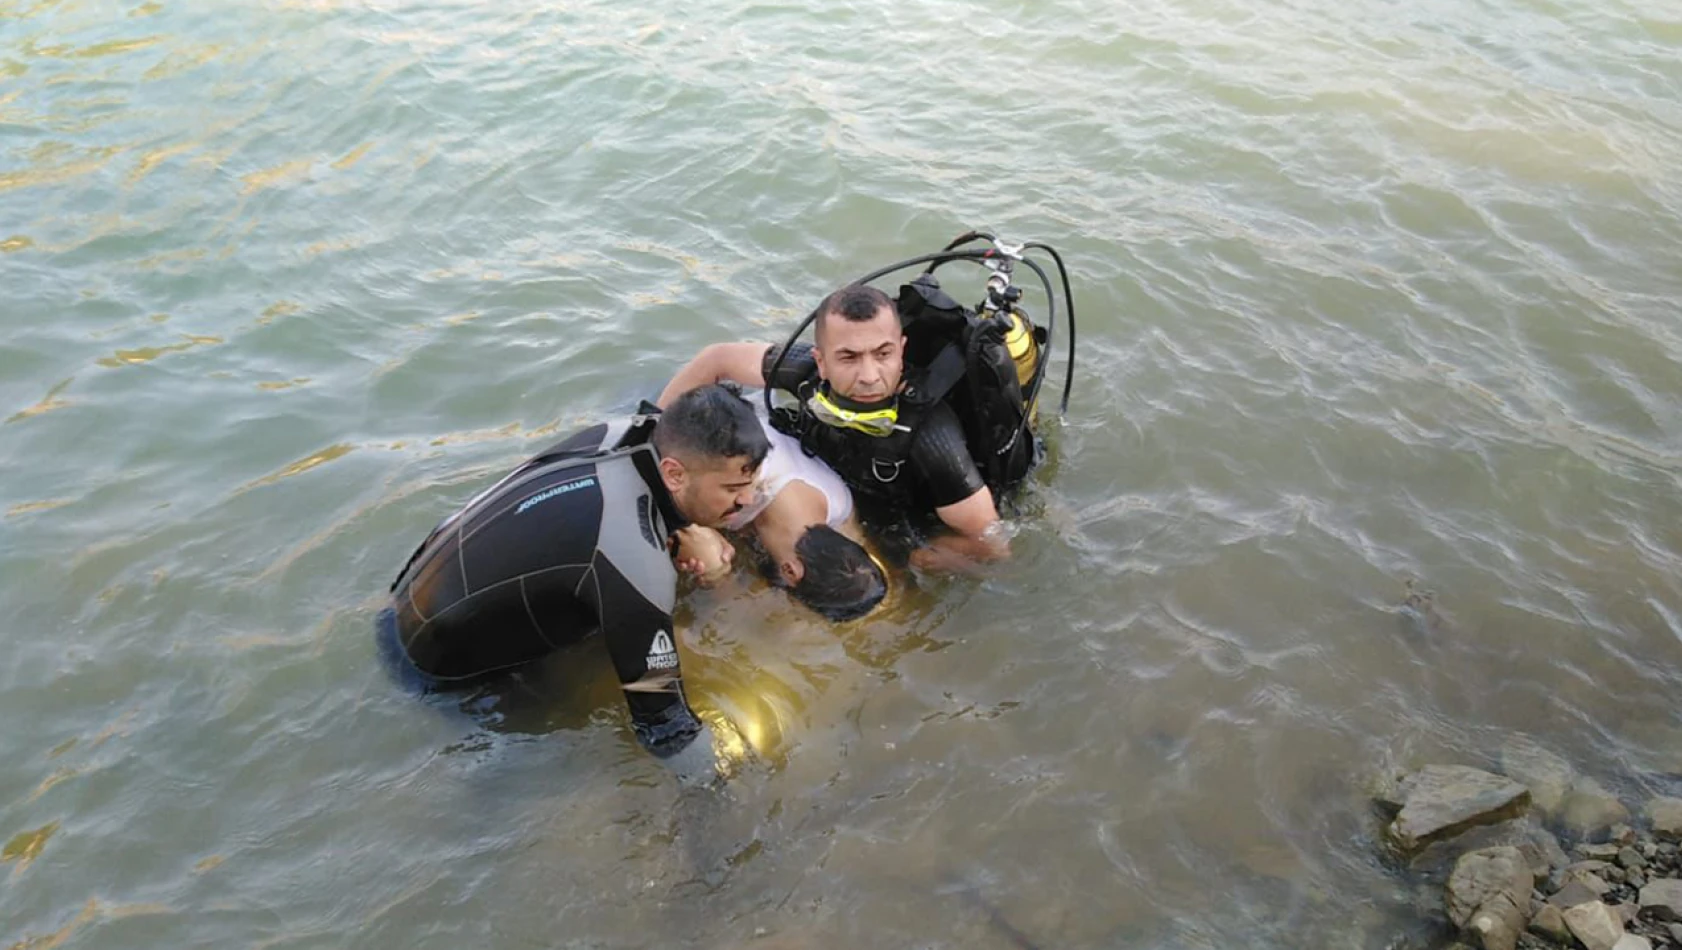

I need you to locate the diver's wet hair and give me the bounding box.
[788,525,886,622]
[654,383,769,469]
[815,284,896,344]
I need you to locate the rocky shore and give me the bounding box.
[1376,739,1682,950]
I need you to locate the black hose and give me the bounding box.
[762,302,822,417]
[1015,255,1057,413]
[764,242,1077,419]
[851,247,1000,287]
[925,231,997,273]
[1023,242,1075,415]
[762,248,1003,416]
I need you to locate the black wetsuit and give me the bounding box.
[763,342,984,523]
[384,411,702,757]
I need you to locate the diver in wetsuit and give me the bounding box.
[383,384,886,768]
[384,385,762,763]
[658,284,1005,572]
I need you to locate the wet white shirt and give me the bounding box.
[723,404,853,532]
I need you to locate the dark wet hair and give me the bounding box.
[653,383,769,469]
[815,283,896,346]
[787,525,887,621]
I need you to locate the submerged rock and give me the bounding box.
[1647,798,1682,842]
[1399,578,1449,637]
[1517,829,1570,881]
[1562,779,1631,839]
[1385,766,1532,853]
[1501,738,1576,817]
[1562,900,1625,950]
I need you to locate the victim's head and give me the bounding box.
[653,384,768,528]
[783,525,887,621]
[812,284,905,405]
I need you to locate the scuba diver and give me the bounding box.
[378,384,886,773]
[657,234,1076,572]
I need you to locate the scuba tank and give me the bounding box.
[1003,308,1040,392]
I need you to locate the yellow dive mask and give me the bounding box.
[806,388,907,438]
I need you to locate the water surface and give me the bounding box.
[4,0,1682,946]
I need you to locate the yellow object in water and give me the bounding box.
[1003,309,1040,392]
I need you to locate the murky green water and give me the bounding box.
[4,0,1682,945]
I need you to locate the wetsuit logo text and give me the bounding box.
[515,476,597,515]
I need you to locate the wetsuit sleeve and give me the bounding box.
[762,341,819,395]
[908,402,988,509]
[589,452,704,758]
[590,558,703,757]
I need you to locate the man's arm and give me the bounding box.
[906,406,1011,572]
[657,342,772,408]
[588,524,709,761]
[910,486,1009,572]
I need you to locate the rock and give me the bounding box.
[1470,907,1524,950]
[1649,798,1682,842]
[1643,841,1658,859]
[1668,923,1682,944]
[1628,870,1647,890]
[1584,845,1628,861]
[1610,936,1651,950]
[1563,901,1625,950]
[1611,825,1639,846]
[1642,879,1682,921]
[1563,779,1632,839]
[1446,847,1536,950]
[1387,767,1533,852]
[1530,903,1572,943]
[1552,879,1608,909]
[1615,902,1641,925]
[1502,737,1577,816]
[1527,827,1574,881]
[1565,868,1616,897]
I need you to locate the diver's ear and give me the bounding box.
[657,455,687,494]
[778,556,805,587]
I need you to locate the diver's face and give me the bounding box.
[813,305,905,404]
[669,455,759,528]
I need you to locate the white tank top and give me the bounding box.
[723,404,853,532]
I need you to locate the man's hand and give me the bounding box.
[673,525,735,586]
[659,722,726,789]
